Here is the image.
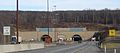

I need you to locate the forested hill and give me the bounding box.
[0,9,120,32]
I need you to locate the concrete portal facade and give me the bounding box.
[19,28,96,42]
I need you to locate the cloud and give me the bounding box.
[49,0,120,10]
[0,0,120,11]
[20,0,46,5]
[0,0,15,6]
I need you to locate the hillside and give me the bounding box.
[0,9,120,32]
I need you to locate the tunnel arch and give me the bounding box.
[41,34,51,41]
[72,34,82,41]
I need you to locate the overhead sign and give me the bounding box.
[3,26,10,35]
[109,29,116,37]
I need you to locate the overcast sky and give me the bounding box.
[0,0,120,11]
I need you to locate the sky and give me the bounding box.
[0,0,120,11]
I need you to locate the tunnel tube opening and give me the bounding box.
[72,34,82,41]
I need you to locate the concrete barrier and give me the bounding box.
[0,43,44,53]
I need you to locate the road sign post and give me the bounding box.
[3,26,10,35]
[109,29,116,37]
[3,26,11,44]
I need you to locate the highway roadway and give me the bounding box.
[11,41,101,53]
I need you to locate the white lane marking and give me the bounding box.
[72,41,100,53]
[48,42,87,53]
[71,42,91,53]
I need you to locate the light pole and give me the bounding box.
[105,10,108,26]
[47,0,50,35]
[53,5,56,11]
[16,0,19,44]
[92,10,95,24]
[53,5,57,42]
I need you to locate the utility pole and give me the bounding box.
[16,0,19,44]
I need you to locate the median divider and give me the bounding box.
[0,43,44,53]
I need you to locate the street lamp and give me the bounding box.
[92,10,95,24]
[105,11,108,26]
[53,5,57,42]
[16,0,19,44]
[47,0,50,35]
[53,5,56,11]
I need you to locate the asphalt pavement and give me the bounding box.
[10,41,101,53]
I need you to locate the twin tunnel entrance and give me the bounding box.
[72,34,82,41]
[41,34,82,42]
